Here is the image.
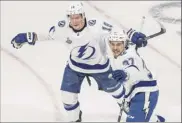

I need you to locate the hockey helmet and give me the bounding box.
[66,1,85,18]
[108,31,129,47]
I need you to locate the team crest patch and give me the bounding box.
[88,20,96,26]
[66,37,72,44]
[58,20,65,27]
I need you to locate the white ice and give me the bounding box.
[1,1,181,122]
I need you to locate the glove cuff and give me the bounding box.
[26,32,37,45]
[127,28,137,43]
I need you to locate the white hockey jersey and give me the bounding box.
[37,17,121,73]
[110,45,159,101]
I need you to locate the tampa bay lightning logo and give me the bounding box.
[72,43,96,60]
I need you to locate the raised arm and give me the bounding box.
[11,24,57,49]
[99,19,148,48]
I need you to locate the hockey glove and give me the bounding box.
[112,70,127,83]
[11,32,37,49]
[127,28,148,48]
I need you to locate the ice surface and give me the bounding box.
[1,1,181,122]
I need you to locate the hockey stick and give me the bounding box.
[139,16,146,32]
[135,20,166,50]
[86,75,91,86]
[145,20,166,40]
[117,107,124,122]
[117,103,125,122]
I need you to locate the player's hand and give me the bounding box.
[127,29,148,48]
[11,32,37,49]
[112,70,127,83]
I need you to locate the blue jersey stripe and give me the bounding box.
[70,55,110,70]
[125,80,157,98]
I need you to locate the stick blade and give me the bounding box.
[157,20,166,33]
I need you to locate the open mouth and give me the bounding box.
[113,50,119,54]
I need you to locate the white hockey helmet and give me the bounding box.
[108,31,129,47]
[66,1,85,18]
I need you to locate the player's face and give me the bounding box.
[69,14,85,30]
[109,41,125,58]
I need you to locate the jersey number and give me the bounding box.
[102,21,112,32]
[123,58,134,66]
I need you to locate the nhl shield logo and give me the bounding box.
[66,37,72,44]
[88,20,96,26]
[58,20,66,27]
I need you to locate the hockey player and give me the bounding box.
[108,31,165,122]
[11,2,148,122]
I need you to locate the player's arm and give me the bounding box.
[112,53,142,84]
[11,22,58,49]
[112,60,141,84]
[100,19,148,48]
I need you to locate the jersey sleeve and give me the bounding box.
[35,25,56,41]
[36,19,66,41]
